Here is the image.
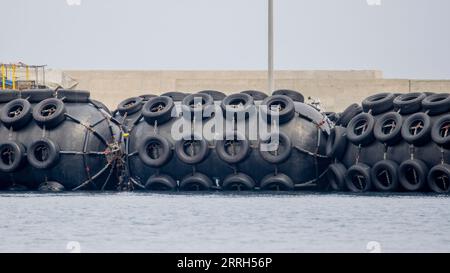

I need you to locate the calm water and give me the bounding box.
[0,192,449,253]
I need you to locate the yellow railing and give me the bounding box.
[12,64,16,90]
[1,64,5,90]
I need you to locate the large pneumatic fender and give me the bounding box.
[330,91,450,193]
[125,90,331,191]
[0,90,122,191]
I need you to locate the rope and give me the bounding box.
[293,145,328,158]
[81,126,94,189]
[101,160,116,191]
[72,162,112,191]
[293,168,329,188]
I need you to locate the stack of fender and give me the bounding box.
[114,89,331,191]
[327,92,450,193]
[0,89,122,191]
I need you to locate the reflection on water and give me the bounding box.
[0,191,449,252]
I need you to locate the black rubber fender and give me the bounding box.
[0,89,19,103]
[179,172,213,191]
[335,103,362,127]
[0,98,32,130]
[137,134,172,167]
[32,98,66,128]
[346,113,375,146]
[398,159,429,191]
[431,114,450,148]
[260,173,294,191]
[362,92,395,115]
[117,97,144,115]
[145,174,177,191]
[260,95,295,124]
[326,126,347,160]
[27,138,61,169]
[20,89,55,102]
[401,112,431,146]
[181,93,214,119]
[259,131,292,164]
[222,173,255,191]
[220,93,254,120]
[373,112,403,146]
[345,163,372,192]
[216,131,250,164]
[142,96,174,125]
[422,93,450,116]
[0,140,26,173]
[57,89,90,103]
[371,160,399,192]
[272,89,304,103]
[327,163,347,191]
[175,134,210,165]
[393,92,426,114]
[427,164,450,193]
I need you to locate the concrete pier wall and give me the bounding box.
[64,70,450,112]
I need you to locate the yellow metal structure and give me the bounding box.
[1,64,5,90]
[0,63,46,90]
[12,64,16,90]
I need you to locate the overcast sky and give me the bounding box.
[1,0,449,79]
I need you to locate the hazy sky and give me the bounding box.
[1,0,449,79]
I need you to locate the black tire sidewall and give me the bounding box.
[142,96,175,125]
[260,95,295,124]
[401,113,431,146]
[259,131,292,164]
[0,140,26,172]
[0,99,32,130]
[260,173,294,191]
[374,112,403,146]
[57,90,90,103]
[398,159,428,191]
[145,174,177,190]
[180,173,213,191]
[422,93,450,116]
[216,131,250,164]
[27,138,60,169]
[327,163,347,191]
[346,113,375,146]
[117,97,144,115]
[326,126,347,159]
[222,173,255,190]
[137,135,172,167]
[371,160,399,192]
[175,134,209,165]
[362,92,395,115]
[431,114,450,148]
[220,93,254,120]
[345,163,372,192]
[394,93,426,114]
[33,98,66,128]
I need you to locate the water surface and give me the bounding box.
[0,192,448,252]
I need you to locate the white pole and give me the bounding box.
[268,0,274,94]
